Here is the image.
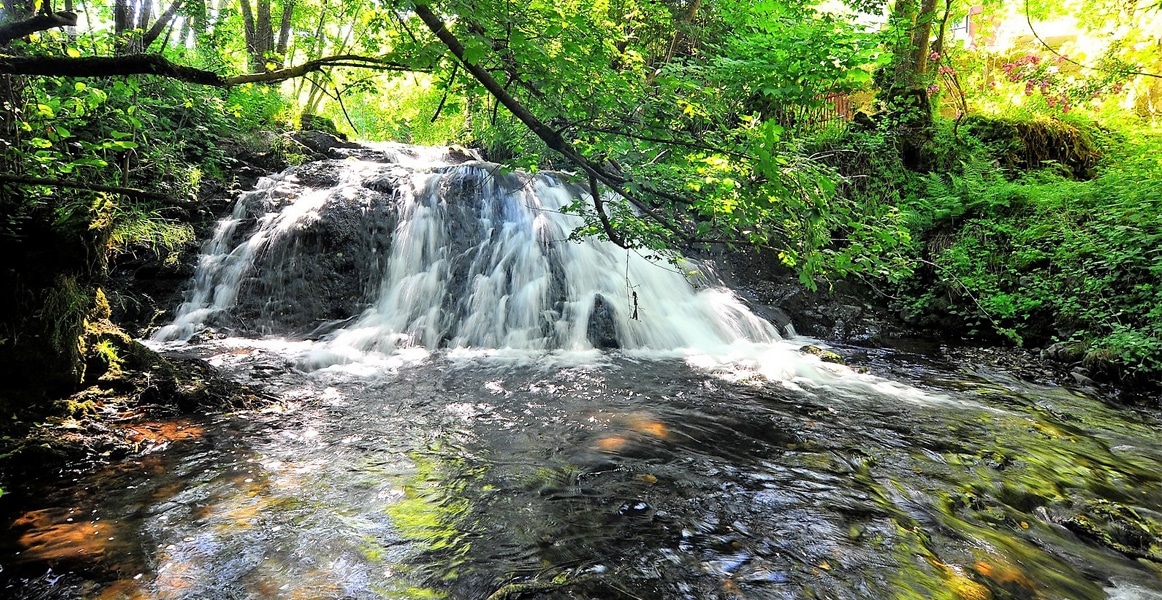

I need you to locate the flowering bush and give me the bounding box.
[999,53,1132,113]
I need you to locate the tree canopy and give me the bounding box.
[1,0,1160,282]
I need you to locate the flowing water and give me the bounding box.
[2,145,1161,599]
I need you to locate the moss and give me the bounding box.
[1062,499,1162,561]
[799,344,846,364]
[961,116,1100,179]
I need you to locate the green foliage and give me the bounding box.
[42,275,90,354]
[902,124,1162,379]
[109,204,196,264]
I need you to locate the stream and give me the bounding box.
[2,144,1160,599]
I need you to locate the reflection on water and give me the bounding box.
[2,341,1160,599]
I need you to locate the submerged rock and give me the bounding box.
[587,294,621,349]
[799,344,845,364]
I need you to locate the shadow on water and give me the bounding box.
[2,345,1161,600]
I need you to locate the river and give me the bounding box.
[2,144,1159,599]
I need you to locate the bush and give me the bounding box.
[900,121,1162,382]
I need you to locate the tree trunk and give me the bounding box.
[256,0,273,68]
[908,0,939,80]
[880,0,941,167]
[276,0,293,62]
[239,0,258,70]
[114,0,130,39]
[239,0,280,71]
[141,0,185,50]
[135,0,153,32]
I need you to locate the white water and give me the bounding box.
[55,146,1159,600]
[149,146,978,406]
[155,149,784,362]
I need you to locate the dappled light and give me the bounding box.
[1,0,1161,598]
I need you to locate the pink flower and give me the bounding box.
[927,83,940,95]
[929,51,941,61]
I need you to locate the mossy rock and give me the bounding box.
[1062,499,1162,561]
[800,344,846,364]
[961,116,1100,179]
[300,112,347,140]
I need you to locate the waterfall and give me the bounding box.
[154,143,782,362]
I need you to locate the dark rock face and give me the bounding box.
[694,245,909,346]
[587,294,621,349]
[289,130,360,159]
[230,169,404,336]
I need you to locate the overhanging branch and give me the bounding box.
[0,53,426,86]
[0,11,78,47]
[412,2,689,247]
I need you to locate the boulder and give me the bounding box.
[587,294,621,349]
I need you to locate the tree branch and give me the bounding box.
[1023,0,1162,80]
[412,2,689,246]
[0,11,77,46]
[0,53,425,86]
[0,173,173,200]
[141,0,185,51]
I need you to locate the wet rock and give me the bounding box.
[289,130,360,159]
[231,186,398,334]
[1070,368,1096,386]
[1061,499,1162,561]
[363,168,410,194]
[617,500,651,516]
[690,245,905,345]
[445,145,478,164]
[289,160,343,188]
[587,294,621,349]
[799,345,845,364]
[1041,341,1084,363]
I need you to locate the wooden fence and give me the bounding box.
[770,92,854,131]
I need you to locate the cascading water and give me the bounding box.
[4,144,1161,600]
[155,142,781,361]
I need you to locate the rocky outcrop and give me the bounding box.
[587,294,620,349]
[696,245,916,347]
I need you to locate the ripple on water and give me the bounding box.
[2,344,1161,599]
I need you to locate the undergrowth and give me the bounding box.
[888,120,1162,384]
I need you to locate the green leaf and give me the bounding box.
[29,137,53,149]
[66,47,81,58]
[69,157,108,168]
